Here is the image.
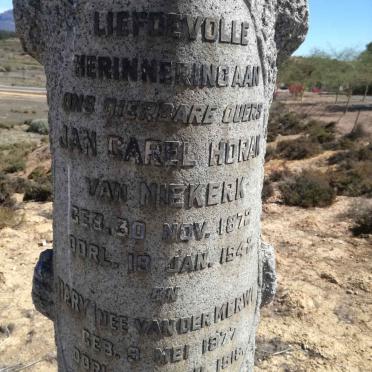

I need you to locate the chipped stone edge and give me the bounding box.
[260,242,277,308]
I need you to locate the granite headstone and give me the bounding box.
[14,0,308,370]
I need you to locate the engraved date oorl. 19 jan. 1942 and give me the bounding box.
[68,231,253,274]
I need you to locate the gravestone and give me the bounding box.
[14,1,308,371]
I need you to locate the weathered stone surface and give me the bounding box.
[259,243,277,308]
[14,0,308,370]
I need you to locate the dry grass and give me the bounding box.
[0,206,21,229]
[0,142,37,174]
[0,38,45,87]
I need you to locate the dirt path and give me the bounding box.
[0,85,46,98]
[278,92,372,135]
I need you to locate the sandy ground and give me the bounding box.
[0,202,56,371]
[0,196,370,372]
[257,198,372,371]
[0,91,48,149]
[0,91,47,127]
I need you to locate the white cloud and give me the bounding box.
[0,0,12,12]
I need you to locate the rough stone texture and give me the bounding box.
[14,1,308,371]
[259,243,277,308]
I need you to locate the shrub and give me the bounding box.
[274,137,321,160]
[330,136,359,151]
[349,203,372,236]
[4,160,26,174]
[328,144,372,166]
[358,145,372,161]
[278,112,305,133]
[307,121,336,144]
[41,136,49,144]
[330,161,372,198]
[9,177,29,194]
[268,112,306,142]
[28,166,48,181]
[0,142,37,173]
[0,174,15,207]
[0,122,14,130]
[267,104,337,145]
[327,125,370,152]
[265,145,275,161]
[0,207,18,230]
[346,124,368,141]
[268,168,291,182]
[328,144,372,198]
[24,181,52,202]
[262,178,274,202]
[280,171,336,208]
[26,119,49,135]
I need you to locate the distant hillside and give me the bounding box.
[0,10,15,32]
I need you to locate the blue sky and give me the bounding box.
[295,0,372,55]
[0,0,12,13]
[1,0,371,56]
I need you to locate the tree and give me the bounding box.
[278,44,372,96]
[356,43,372,99]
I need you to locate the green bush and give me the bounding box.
[26,119,49,135]
[274,137,321,160]
[280,171,336,208]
